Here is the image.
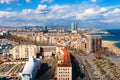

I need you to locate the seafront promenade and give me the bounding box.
[102,40,120,54]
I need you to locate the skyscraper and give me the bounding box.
[42,25,48,33]
[71,22,77,33]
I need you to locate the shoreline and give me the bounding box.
[102,40,120,54]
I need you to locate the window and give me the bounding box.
[15,48,19,53]
[22,74,31,77]
[25,48,28,53]
[25,48,29,58]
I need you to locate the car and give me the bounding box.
[81,65,84,68]
[81,65,85,70]
[0,46,2,49]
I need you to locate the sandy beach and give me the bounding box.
[102,40,120,54]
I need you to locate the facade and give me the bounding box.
[86,35,102,53]
[9,45,57,59]
[42,51,53,57]
[80,35,102,53]
[40,46,56,57]
[22,56,41,80]
[57,67,72,80]
[57,47,72,80]
[71,22,77,33]
[81,37,87,51]
[9,45,39,59]
[42,25,48,33]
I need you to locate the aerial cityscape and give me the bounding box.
[0,0,120,80]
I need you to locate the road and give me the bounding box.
[105,50,120,61]
[35,58,57,80]
[70,54,81,80]
[71,53,91,80]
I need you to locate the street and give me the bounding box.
[71,53,91,80]
[35,57,57,80]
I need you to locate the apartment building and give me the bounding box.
[9,45,39,59]
[85,35,102,53]
[57,47,72,80]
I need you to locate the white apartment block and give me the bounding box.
[9,45,39,59]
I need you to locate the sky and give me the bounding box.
[0,0,120,29]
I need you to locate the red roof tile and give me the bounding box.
[58,48,72,67]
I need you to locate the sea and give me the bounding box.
[89,29,120,48]
[103,29,120,48]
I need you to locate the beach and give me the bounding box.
[102,40,120,54]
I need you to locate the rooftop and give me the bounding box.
[58,48,72,67]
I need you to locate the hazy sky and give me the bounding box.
[0,0,120,28]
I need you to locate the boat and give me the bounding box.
[97,31,109,34]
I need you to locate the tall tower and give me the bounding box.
[42,25,48,33]
[43,25,47,30]
[71,22,77,33]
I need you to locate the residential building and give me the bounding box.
[57,47,72,80]
[86,35,102,53]
[9,45,39,59]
